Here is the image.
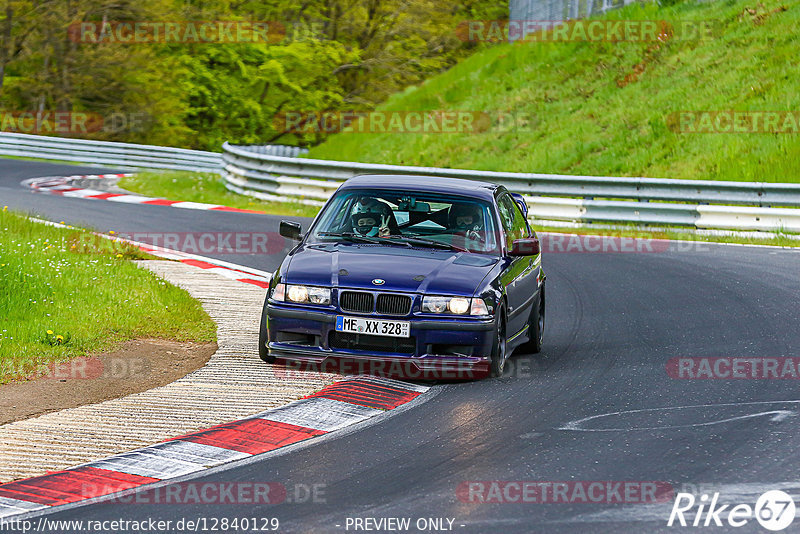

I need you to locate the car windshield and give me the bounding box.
[309,189,500,254]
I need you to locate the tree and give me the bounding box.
[0,0,508,148]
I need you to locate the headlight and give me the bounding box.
[449,297,470,315]
[422,296,449,314]
[287,285,308,303]
[422,296,488,315]
[307,286,331,304]
[273,283,331,305]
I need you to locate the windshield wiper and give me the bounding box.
[317,232,466,252]
[395,236,469,253]
[317,232,410,247]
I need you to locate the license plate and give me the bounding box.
[335,316,411,338]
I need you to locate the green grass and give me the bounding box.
[0,209,216,384]
[120,171,321,218]
[309,0,800,182]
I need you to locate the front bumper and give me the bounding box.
[266,304,495,380]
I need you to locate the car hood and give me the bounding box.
[284,243,498,296]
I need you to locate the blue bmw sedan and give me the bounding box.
[259,174,545,379]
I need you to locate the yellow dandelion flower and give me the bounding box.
[109,230,115,235]
[47,330,54,335]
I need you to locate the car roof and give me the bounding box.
[339,174,501,201]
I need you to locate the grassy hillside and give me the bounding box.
[309,0,800,182]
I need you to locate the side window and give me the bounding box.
[497,196,514,234]
[498,195,527,249]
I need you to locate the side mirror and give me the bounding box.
[279,220,303,241]
[510,237,540,256]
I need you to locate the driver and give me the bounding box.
[350,196,394,237]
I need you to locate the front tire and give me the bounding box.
[259,298,275,363]
[490,311,507,378]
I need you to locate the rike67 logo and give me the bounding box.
[668,490,796,531]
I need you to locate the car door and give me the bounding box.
[497,193,537,339]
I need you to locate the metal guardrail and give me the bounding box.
[234,144,309,158]
[221,142,800,232]
[3,133,798,232]
[0,132,222,172]
[0,133,310,174]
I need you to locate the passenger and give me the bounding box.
[450,203,485,249]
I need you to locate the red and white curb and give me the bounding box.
[25,174,276,287]
[131,244,272,289]
[22,174,267,215]
[34,217,273,289]
[0,376,428,518]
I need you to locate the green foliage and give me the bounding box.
[173,39,358,147]
[0,0,187,145]
[0,0,503,150]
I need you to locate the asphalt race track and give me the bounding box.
[2,159,800,533]
[0,160,300,273]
